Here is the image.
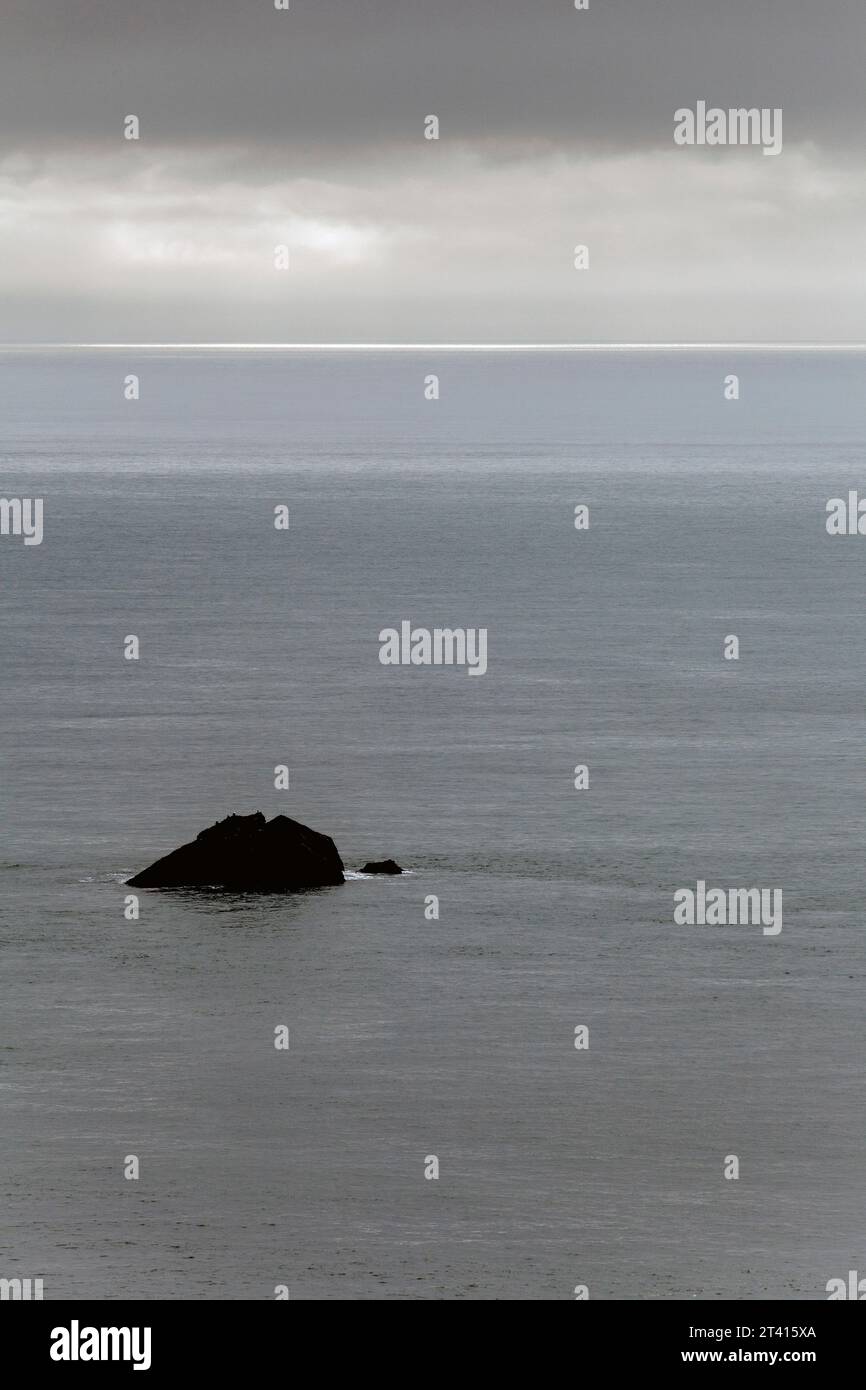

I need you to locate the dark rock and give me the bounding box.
[128,812,345,891]
[361,859,403,875]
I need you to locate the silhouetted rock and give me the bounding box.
[128,812,345,890]
[361,859,403,875]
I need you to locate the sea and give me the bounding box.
[1,345,864,1299]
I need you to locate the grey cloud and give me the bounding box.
[2,1,864,342]
[1,0,865,151]
[2,141,864,342]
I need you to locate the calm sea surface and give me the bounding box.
[1,347,864,1299]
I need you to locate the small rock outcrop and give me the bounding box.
[128,812,345,891]
[361,859,403,875]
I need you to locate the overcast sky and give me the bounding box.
[1,0,864,342]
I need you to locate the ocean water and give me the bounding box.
[1,346,864,1300]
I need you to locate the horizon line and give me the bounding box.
[1,341,866,352]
